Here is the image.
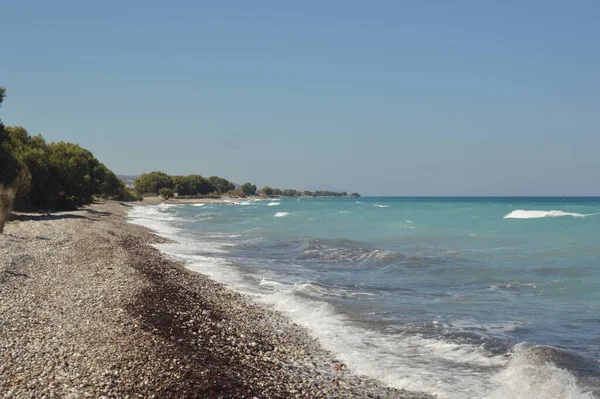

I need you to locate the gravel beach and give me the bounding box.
[0,201,433,399]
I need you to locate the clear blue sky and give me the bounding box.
[2,1,599,195]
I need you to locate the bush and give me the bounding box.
[241,182,257,196]
[227,189,245,198]
[260,186,273,196]
[159,187,174,200]
[0,185,15,233]
[134,171,173,195]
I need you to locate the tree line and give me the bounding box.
[134,172,360,199]
[133,172,237,198]
[259,187,360,198]
[0,87,138,216]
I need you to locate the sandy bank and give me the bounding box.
[0,201,431,399]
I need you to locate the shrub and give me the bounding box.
[159,187,174,200]
[134,171,173,195]
[240,182,257,196]
[260,186,273,196]
[0,185,15,233]
[227,189,245,198]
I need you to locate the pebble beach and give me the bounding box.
[0,201,432,399]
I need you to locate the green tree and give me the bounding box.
[0,88,128,209]
[159,187,174,199]
[261,186,273,196]
[173,174,213,196]
[133,171,173,195]
[282,189,298,197]
[271,188,282,196]
[0,87,18,187]
[47,141,99,208]
[240,182,257,196]
[186,174,213,195]
[208,176,235,194]
[3,126,125,209]
[172,175,187,195]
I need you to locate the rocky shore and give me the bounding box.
[0,201,433,399]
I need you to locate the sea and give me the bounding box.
[128,197,600,399]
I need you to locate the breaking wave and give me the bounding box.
[485,343,597,399]
[274,212,289,218]
[504,210,596,219]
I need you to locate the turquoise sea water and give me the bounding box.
[129,197,600,398]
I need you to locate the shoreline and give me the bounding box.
[0,201,431,398]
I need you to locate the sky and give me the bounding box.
[1,1,599,196]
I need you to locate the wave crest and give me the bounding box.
[504,210,595,219]
[486,343,597,399]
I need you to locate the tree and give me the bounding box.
[2,126,127,209]
[240,182,257,196]
[47,141,101,208]
[0,88,128,210]
[282,189,298,197]
[172,175,187,195]
[208,176,235,194]
[0,87,18,187]
[260,186,273,196]
[133,171,173,195]
[186,174,213,195]
[272,188,282,196]
[173,174,213,196]
[303,190,313,197]
[159,187,174,200]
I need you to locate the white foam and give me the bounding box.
[191,203,205,207]
[259,289,506,398]
[484,343,594,399]
[503,210,596,219]
[127,205,183,238]
[267,202,281,206]
[157,203,183,208]
[274,212,289,218]
[374,204,390,208]
[259,278,285,287]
